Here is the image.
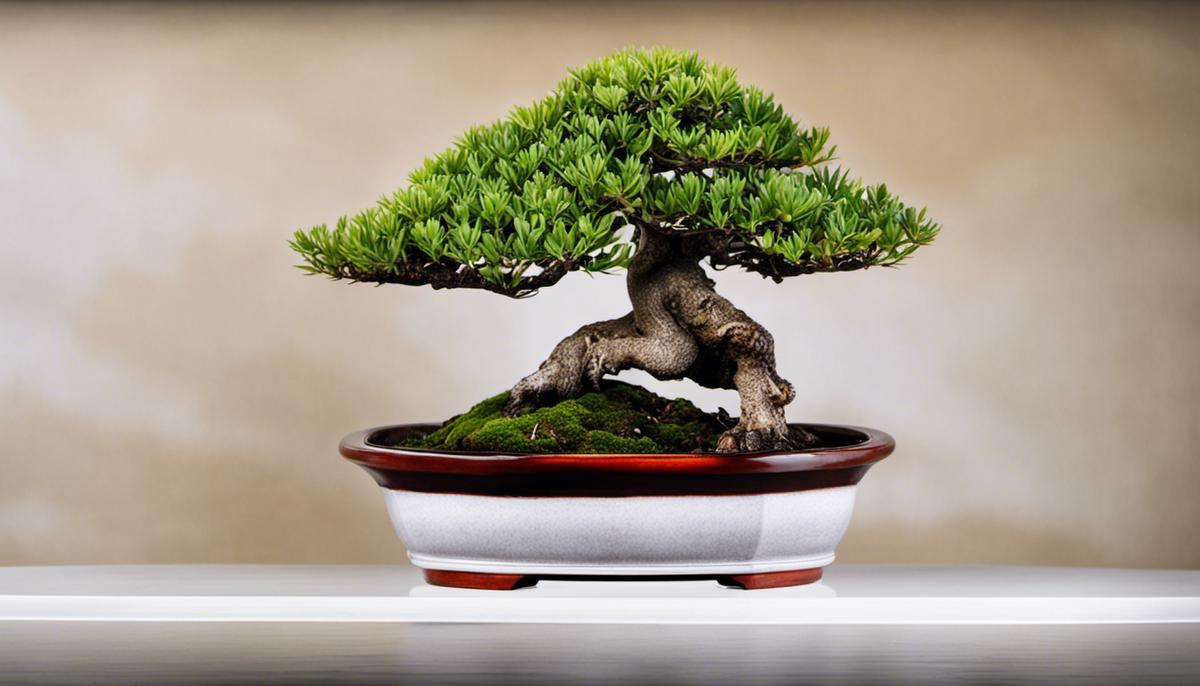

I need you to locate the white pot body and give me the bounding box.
[383,486,858,575]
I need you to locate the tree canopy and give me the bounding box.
[291,47,940,297]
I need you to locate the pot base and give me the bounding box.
[422,567,824,591]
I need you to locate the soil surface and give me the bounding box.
[398,381,738,454]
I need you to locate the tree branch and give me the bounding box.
[328,260,573,298]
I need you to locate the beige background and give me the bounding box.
[1,2,1197,568]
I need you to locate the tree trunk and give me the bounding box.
[505,229,812,453]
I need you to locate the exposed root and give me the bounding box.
[503,313,636,415]
[505,229,813,453]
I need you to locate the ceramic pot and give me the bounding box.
[341,423,893,590]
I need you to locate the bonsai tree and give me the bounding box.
[291,47,938,453]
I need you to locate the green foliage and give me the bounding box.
[406,381,728,454]
[291,47,939,296]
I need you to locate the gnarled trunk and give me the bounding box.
[505,229,812,453]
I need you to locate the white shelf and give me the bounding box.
[2,564,1197,684]
[2,563,1197,625]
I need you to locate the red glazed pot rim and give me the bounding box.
[340,423,894,477]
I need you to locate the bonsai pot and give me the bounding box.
[341,422,893,590]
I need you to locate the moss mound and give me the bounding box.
[401,381,731,454]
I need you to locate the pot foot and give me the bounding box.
[423,569,538,590]
[422,567,824,590]
[717,567,823,589]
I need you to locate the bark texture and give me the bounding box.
[505,228,813,453]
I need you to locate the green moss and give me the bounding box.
[419,392,508,448]
[584,430,660,454]
[401,381,728,454]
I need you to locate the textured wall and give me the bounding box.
[1,2,1197,567]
